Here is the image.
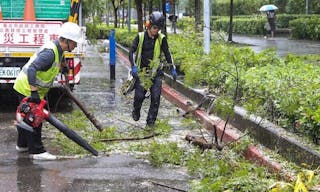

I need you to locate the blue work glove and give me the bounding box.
[28,90,41,104]
[171,68,177,81]
[131,66,138,77]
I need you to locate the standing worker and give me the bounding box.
[13,22,83,160]
[266,10,276,38]
[129,11,177,128]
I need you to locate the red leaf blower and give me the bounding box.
[16,97,98,156]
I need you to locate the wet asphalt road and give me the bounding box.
[231,35,320,57]
[2,34,319,191]
[0,43,191,192]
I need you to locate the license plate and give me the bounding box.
[0,67,21,78]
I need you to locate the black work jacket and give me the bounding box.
[129,31,172,68]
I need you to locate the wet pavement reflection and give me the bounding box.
[231,35,320,56]
[0,43,190,191]
[3,35,318,191]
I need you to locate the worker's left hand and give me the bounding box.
[131,66,138,77]
[171,68,177,81]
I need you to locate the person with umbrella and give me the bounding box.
[267,10,276,38]
[260,4,278,38]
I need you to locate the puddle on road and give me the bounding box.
[67,178,188,192]
[1,154,190,192]
[0,44,192,191]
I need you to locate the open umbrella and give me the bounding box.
[259,4,278,12]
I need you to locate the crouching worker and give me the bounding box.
[13,22,83,160]
[129,11,177,128]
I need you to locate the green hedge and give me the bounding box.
[84,23,320,142]
[86,13,320,42]
[85,22,137,45]
[212,17,266,35]
[212,0,270,16]
[290,16,320,40]
[213,0,320,15]
[175,14,320,39]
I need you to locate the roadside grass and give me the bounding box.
[46,109,320,191]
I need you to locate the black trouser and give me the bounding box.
[268,18,275,32]
[15,91,46,154]
[133,72,162,125]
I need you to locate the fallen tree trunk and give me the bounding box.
[185,134,213,150]
[61,85,104,132]
[100,132,160,142]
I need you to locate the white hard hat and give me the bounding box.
[58,22,83,43]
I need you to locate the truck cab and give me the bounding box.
[0,0,85,92]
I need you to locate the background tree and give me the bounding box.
[82,0,106,23]
[134,0,163,32]
[194,0,201,32]
[182,0,201,32]
[110,0,124,28]
[274,0,288,13]
[162,0,167,34]
[172,0,177,34]
[147,0,154,15]
[227,0,234,42]
[135,0,144,31]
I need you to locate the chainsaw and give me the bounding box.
[120,71,136,96]
[16,97,98,156]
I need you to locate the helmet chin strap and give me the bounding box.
[67,39,72,52]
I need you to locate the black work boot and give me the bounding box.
[145,122,155,133]
[132,110,140,121]
[146,122,154,127]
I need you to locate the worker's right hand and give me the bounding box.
[61,66,69,75]
[131,66,138,77]
[28,91,41,104]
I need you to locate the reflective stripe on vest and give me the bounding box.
[13,42,61,98]
[135,32,165,69]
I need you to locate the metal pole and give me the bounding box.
[128,0,131,32]
[173,0,176,34]
[109,29,116,80]
[203,0,210,54]
[79,2,82,26]
[306,0,309,15]
[106,0,110,25]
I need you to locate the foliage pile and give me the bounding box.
[147,138,276,191]
[162,30,320,144]
[101,24,320,144]
[49,110,319,191]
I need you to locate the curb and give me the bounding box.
[161,83,294,180]
[116,47,294,179]
[162,75,320,169]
